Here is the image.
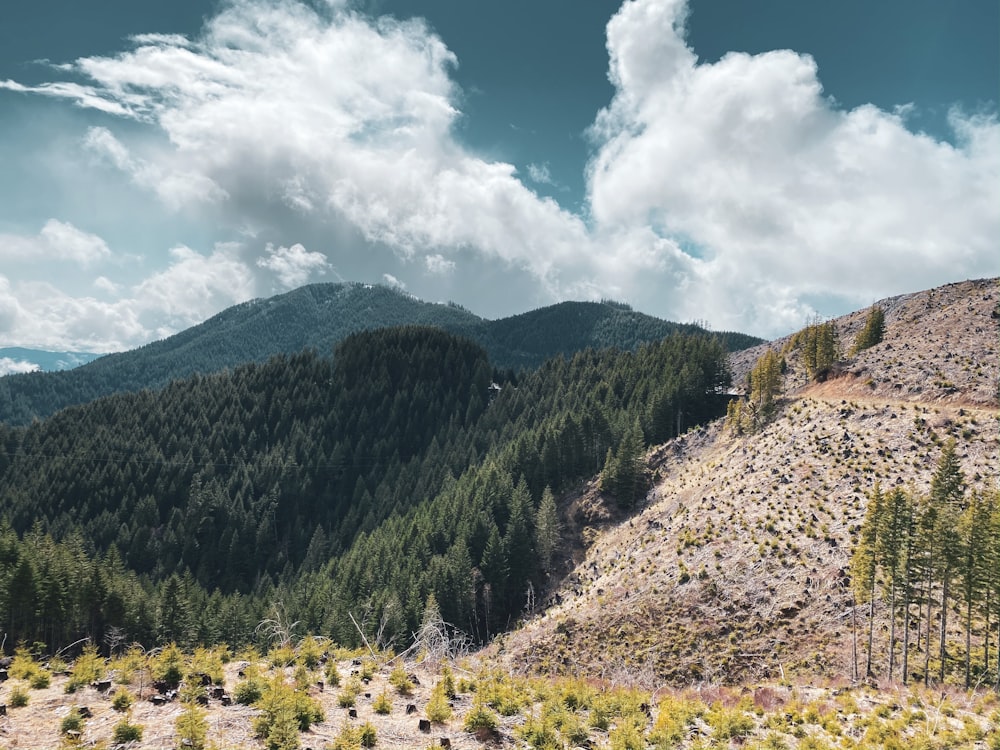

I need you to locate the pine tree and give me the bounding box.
[850,483,884,678]
[534,486,560,574]
[930,439,965,682]
[851,305,886,354]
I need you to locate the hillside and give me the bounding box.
[0,282,760,425]
[495,278,999,685]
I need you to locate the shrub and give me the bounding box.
[463,699,499,733]
[175,702,208,750]
[151,642,185,686]
[29,670,51,689]
[297,635,324,669]
[111,687,133,712]
[235,663,266,705]
[66,644,105,693]
[60,707,85,735]
[325,659,341,687]
[426,681,453,723]
[112,718,143,744]
[373,690,393,715]
[359,721,377,748]
[707,705,755,741]
[9,684,29,707]
[389,664,413,695]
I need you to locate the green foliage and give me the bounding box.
[463,698,500,733]
[151,642,185,686]
[112,718,144,744]
[795,320,839,380]
[731,348,783,433]
[111,687,134,712]
[253,675,324,749]
[389,664,413,695]
[8,684,29,707]
[65,644,105,693]
[359,721,378,748]
[60,707,85,735]
[324,659,342,687]
[426,680,453,723]
[175,701,209,750]
[372,690,393,714]
[852,305,886,354]
[234,663,266,705]
[706,705,755,741]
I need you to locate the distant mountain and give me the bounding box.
[0,282,761,425]
[0,347,100,374]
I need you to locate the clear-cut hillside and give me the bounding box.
[496,278,999,685]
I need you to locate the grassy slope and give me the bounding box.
[496,278,1000,685]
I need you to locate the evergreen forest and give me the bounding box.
[0,324,733,654]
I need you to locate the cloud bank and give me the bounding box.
[0,0,996,350]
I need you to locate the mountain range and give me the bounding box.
[0,282,760,425]
[0,276,995,693]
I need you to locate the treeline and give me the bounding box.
[851,440,1000,687]
[0,283,761,426]
[0,327,732,652]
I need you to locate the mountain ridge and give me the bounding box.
[0,282,761,425]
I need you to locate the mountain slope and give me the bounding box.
[495,277,999,684]
[0,283,761,425]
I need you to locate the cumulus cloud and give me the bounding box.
[587,0,1000,333]
[0,220,112,265]
[0,358,39,376]
[84,126,228,210]
[0,243,260,351]
[382,273,405,290]
[256,242,330,289]
[3,0,997,338]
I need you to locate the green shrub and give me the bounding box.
[65,644,106,693]
[8,684,29,707]
[359,721,377,748]
[426,681,453,723]
[112,718,143,744]
[175,702,208,750]
[111,687,134,712]
[60,707,85,735]
[463,699,499,733]
[151,642,185,685]
[325,659,341,687]
[373,690,393,714]
[389,664,413,695]
[29,670,51,689]
[707,705,755,741]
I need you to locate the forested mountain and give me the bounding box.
[0,324,731,651]
[0,282,760,425]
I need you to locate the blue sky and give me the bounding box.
[0,0,996,361]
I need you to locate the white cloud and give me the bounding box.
[84,126,228,211]
[382,273,405,289]
[256,242,330,289]
[133,243,256,331]
[0,358,39,376]
[0,219,112,265]
[587,0,1000,334]
[527,162,554,185]
[423,253,455,275]
[93,276,120,294]
[3,0,997,339]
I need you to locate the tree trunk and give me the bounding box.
[888,578,897,681]
[939,570,950,683]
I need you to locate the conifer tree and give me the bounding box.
[930,439,965,681]
[851,305,886,354]
[850,483,884,678]
[534,486,560,574]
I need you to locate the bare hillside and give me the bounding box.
[495,278,1000,685]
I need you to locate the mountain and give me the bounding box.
[0,323,732,650]
[493,278,1000,684]
[0,347,100,374]
[0,282,761,425]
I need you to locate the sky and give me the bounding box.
[0,0,997,360]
